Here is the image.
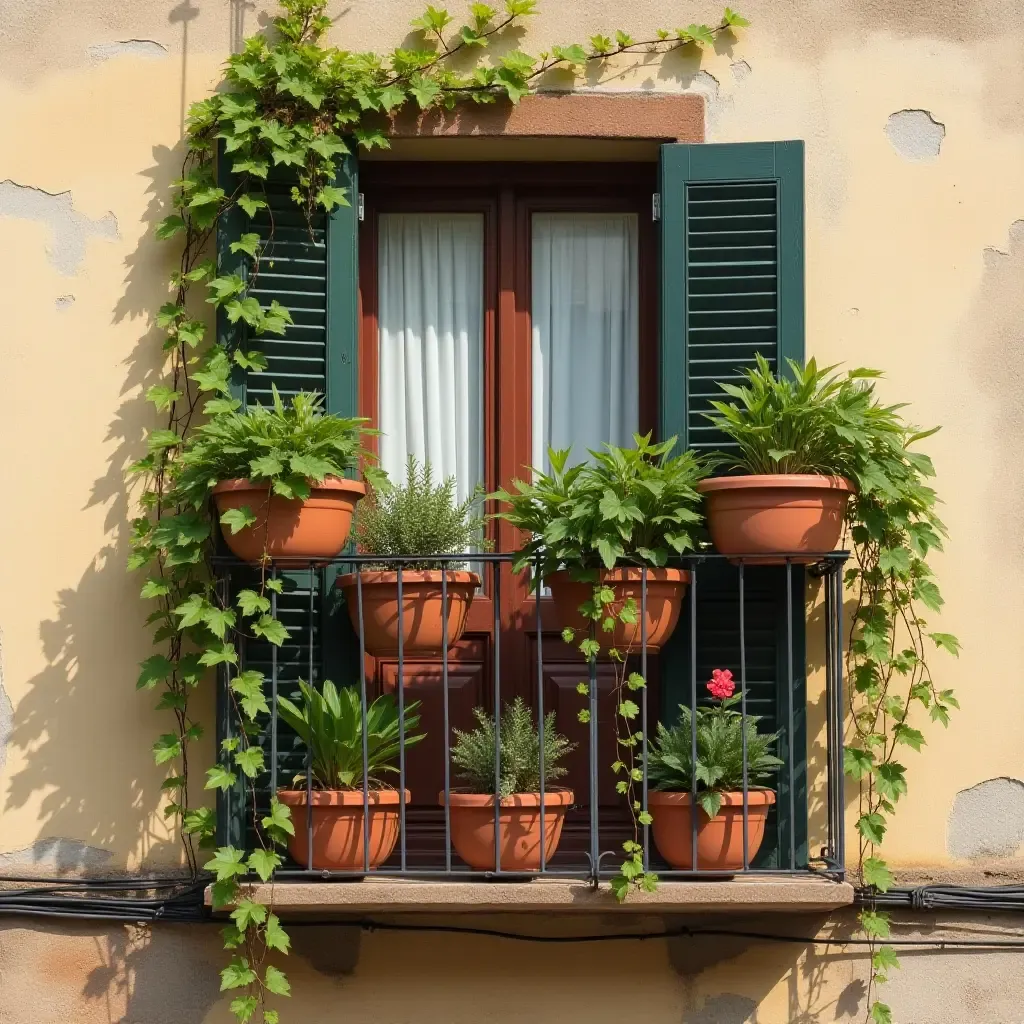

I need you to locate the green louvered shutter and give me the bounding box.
[215,154,360,848]
[658,141,807,867]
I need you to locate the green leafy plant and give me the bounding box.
[708,357,961,1024]
[451,697,574,797]
[276,679,423,790]
[647,669,782,819]
[355,457,487,569]
[493,433,707,578]
[129,2,749,1019]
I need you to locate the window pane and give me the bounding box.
[531,213,640,471]
[378,213,485,501]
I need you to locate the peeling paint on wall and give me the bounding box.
[54,294,75,311]
[885,109,946,161]
[683,993,758,1023]
[0,181,118,276]
[948,777,1024,859]
[87,39,168,64]
[0,838,114,874]
[730,59,752,82]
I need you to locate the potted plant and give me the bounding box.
[698,355,906,560]
[493,434,706,650]
[173,387,369,563]
[446,697,575,871]
[337,457,485,656]
[647,669,782,871]
[275,679,423,871]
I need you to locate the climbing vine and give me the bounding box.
[128,2,746,1021]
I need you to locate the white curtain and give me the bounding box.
[531,213,640,472]
[377,213,484,502]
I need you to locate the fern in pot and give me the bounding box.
[446,697,575,871]
[276,679,423,871]
[338,457,487,657]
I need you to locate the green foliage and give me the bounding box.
[451,697,573,797]
[648,694,782,819]
[492,433,706,579]
[276,679,424,790]
[355,456,487,569]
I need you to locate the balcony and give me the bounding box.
[212,550,851,911]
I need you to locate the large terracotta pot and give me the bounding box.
[697,475,853,563]
[277,788,409,871]
[445,790,574,871]
[337,570,480,657]
[547,568,689,651]
[647,789,775,871]
[212,477,366,564]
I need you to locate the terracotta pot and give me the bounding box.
[212,477,366,564]
[547,568,689,651]
[647,789,775,871]
[697,475,853,563]
[276,788,409,871]
[337,570,480,657]
[445,790,574,871]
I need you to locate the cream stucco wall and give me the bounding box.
[2,1,1024,1020]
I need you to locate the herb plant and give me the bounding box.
[275,680,423,791]
[648,669,782,819]
[355,457,487,570]
[492,433,706,579]
[451,697,574,798]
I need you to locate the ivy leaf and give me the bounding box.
[221,956,257,991]
[686,22,716,45]
[264,913,292,953]
[408,74,442,108]
[723,7,750,28]
[147,429,182,452]
[237,194,268,217]
[857,811,887,845]
[862,856,894,893]
[860,909,892,940]
[229,996,259,1023]
[174,593,211,629]
[262,797,296,839]
[615,29,635,46]
[189,186,226,209]
[152,733,182,765]
[230,898,267,933]
[317,184,349,211]
[231,669,270,719]
[199,642,239,667]
[206,764,239,791]
[248,848,283,882]
[252,615,290,646]
[551,42,588,66]
[137,654,174,690]
[263,964,291,997]
[210,878,239,908]
[146,385,183,411]
[872,945,901,972]
[869,1002,893,1024]
[221,507,257,535]
[929,631,961,656]
[229,232,261,258]
[875,762,908,802]
[234,745,265,778]
[205,846,249,882]
[893,723,925,751]
[843,746,874,779]
[878,546,912,575]
[236,589,271,616]
[156,215,186,239]
[912,578,943,612]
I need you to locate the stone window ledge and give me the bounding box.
[208,877,854,915]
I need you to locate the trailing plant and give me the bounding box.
[451,697,573,797]
[493,434,707,899]
[276,680,423,790]
[707,358,961,1024]
[493,433,706,577]
[129,1,748,1019]
[647,669,782,819]
[355,456,487,570]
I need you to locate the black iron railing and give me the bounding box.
[214,550,847,882]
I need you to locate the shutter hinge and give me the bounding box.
[652,192,661,222]
[358,192,365,222]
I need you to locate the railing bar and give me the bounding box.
[823,560,836,865]
[442,569,452,873]
[357,567,370,874]
[397,564,407,873]
[305,565,314,872]
[641,566,649,874]
[536,553,546,874]
[589,628,599,882]
[740,562,749,871]
[270,569,278,796]
[493,563,502,874]
[786,559,796,871]
[835,561,847,878]
[690,566,699,872]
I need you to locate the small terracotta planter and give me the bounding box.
[547,568,689,651]
[213,477,366,564]
[697,475,853,563]
[337,570,480,657]
[445,790,574,871]
[277,788,409,871]
[647,789,775,871]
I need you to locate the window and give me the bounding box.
[219,142,807,864]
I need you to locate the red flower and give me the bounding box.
[707,668,736,700]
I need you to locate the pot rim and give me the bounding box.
[443,789,574,808]
[276,787,410,806]
[697,474,854,495]
[546,567,690,584]
[212,476,367,497]
[646,788,776,807]
[336,569,482,587]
